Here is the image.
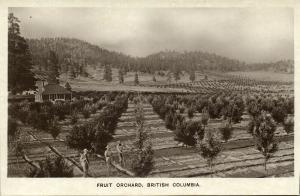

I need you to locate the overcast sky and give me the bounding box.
[10,7,293,63]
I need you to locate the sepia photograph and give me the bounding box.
[6,6,295,179]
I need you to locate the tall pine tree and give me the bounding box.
[134,72,139,85]
[118,69,124,84]
[47,50,59,84]
[8,13,36,94]
[103,65,112,82]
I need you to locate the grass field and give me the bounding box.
[59,68,293,93]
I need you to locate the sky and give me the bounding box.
[10,7,293,63]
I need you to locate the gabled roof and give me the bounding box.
[42,84,71,95]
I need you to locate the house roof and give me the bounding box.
[42,84,71,95]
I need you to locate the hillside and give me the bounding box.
[27,37,294,81]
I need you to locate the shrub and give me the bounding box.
[283,116,294,134]
[82,108,91,119]
[179,105,185,114]
[165,111,175,130]
[27,111,51,131]
[219,122,233,142]
[222,101,243,123]
[48,120,61,139]
[187,107,194,119]
[90,104,97,114]
[8,117,18,140]
[66,123,95,151]
[174,120,201,147]
[70,111,78,124]
[271,105,287,124]
[53,103,68,121]
[91,126,113,155]
[27,155,73,177]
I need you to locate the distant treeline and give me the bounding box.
[27,37,294,75]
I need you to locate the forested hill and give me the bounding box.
[138,51,246,72]
[27,37,293,75]
[27,38,133,75]
[247,60,294,73]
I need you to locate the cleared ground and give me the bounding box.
[8,101,294,177]
[226,71,293,83]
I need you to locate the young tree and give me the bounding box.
[198,131,222,174]
[8,13,36,94]
[118,69,124,84]
[134,72,139,85]
[249,112,278,173]
[130,100,154,177]
[103,65,112,82]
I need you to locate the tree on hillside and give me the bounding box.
[118,69,124,84]
[174,70,181,82]
[152,75,157,82]
[166,72,172,83]
[103,65,112,82]
[8,13,36,94]
[68,67,76,79]
[189,71,195,82]
[47,50,60,84]
[134,72,139,85]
